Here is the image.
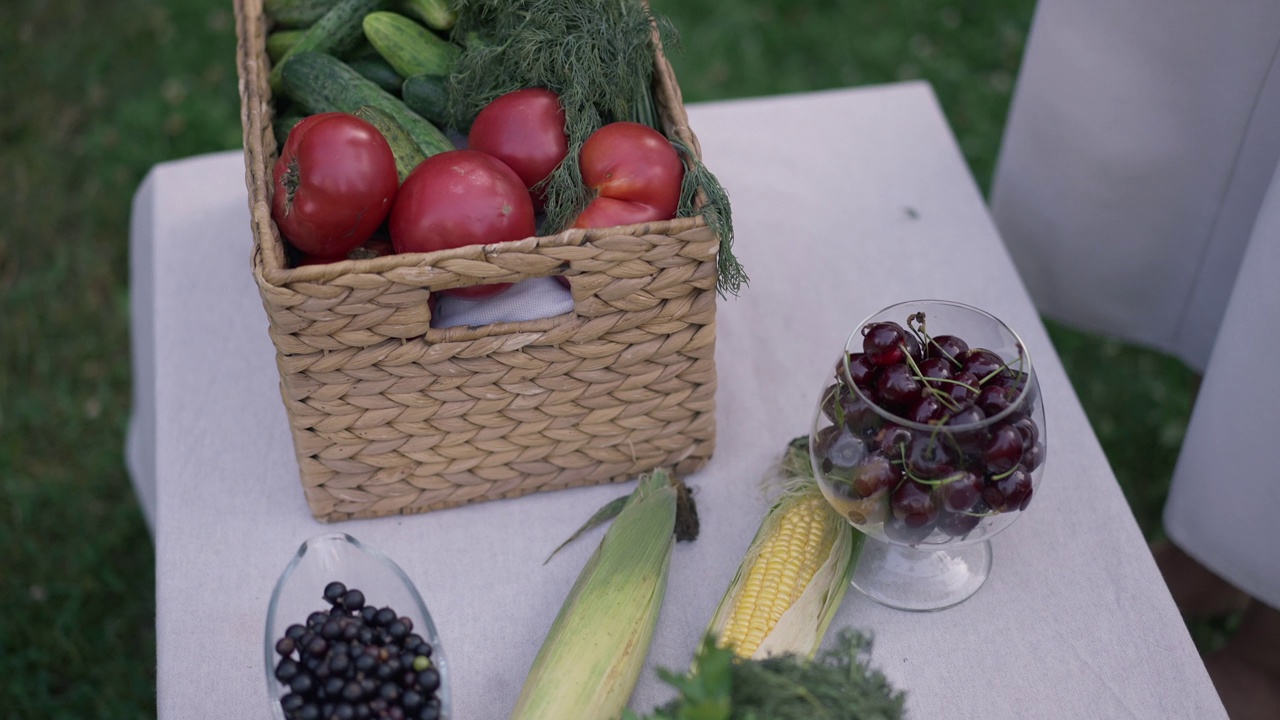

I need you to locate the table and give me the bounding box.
[127,81,1227,719]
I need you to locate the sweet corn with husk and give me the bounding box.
[510,469,678,720]
[707,474,864,661]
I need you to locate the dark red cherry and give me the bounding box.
[960,349,1005,384]
[843,393,884,439]
[873,423,913,457]
[917,357,952,389]
[1021,443,1046,471]
[862,322,908,366]
[851,452,903,498]
[906,434,956,479]
[977,384,1013,418]
[927,334,970,364]
[875,363,921,407]
[984,467,1032,512]
[945,370,981,407]
[983,424,1023,475]
[821,383,881,439]
[891,480,938,528]
[814,425,864,471]
[906,395,946,424]
[841,352,879,388]
[902,332,924,364]
[939,471,983,513]
[1011,416,1040,449]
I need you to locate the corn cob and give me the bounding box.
[511,469,678,720]
[707,464,863,660]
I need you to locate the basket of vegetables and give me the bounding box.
[233,0,744,521]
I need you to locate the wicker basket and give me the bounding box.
[233,0,719,521]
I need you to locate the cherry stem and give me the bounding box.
[907,470,969,487]
[991,464,1020,481]
[899,341,964,413]
[978,353,1027,387]
[909,311,965,370]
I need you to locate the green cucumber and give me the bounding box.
[264,0,338,27]
[280,52,454,156]
[400,73,450,129]
[354,105,426,181]
[399,0,455,32]
[348,57,403,93]
[272,110,308,148]
[362,11,459,79]
[267,29,306,63]
[269,0,391,93]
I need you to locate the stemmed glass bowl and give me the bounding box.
[265,533,451,719]
[810,300,1047,611]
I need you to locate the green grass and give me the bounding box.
[0,0,1201,715]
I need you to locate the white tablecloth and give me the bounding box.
[127,82,1227,719]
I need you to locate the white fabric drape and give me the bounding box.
[992,0,1280,606]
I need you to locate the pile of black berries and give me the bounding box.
[273,581,443,720]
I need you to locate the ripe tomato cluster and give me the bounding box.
[270,89,685,300]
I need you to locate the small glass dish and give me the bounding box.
[265,533,451,719]
[810,300,1048,611]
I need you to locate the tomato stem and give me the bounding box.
[282,158,300,217]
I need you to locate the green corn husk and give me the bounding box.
[511,469,678,720]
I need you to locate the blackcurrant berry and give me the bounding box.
[341,589,365,612]
[323,582,347,606]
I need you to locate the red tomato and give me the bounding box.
[389,150,536,299]
[467,88,568,210]
[572,122,684,229]
[271,112,399,260]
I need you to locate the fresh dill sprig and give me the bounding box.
[627,629,906,720]
[674,139,747,298]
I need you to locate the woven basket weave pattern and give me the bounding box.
[234,0,718,521]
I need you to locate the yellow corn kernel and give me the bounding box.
[718,496,838,658]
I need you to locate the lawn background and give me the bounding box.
[0,0,1202,716]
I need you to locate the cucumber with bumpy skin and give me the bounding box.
[354,105,426,181]
[362,11,459,78]
[348,57,403,93]
[269,0,391,92]
[272,110,308,149]
[400,0,455,32]
[267,29,306,63]
[280,51,453,156]
[400,73,450,129]
[264,0,337,27]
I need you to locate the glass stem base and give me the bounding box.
[851,538,992,612]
